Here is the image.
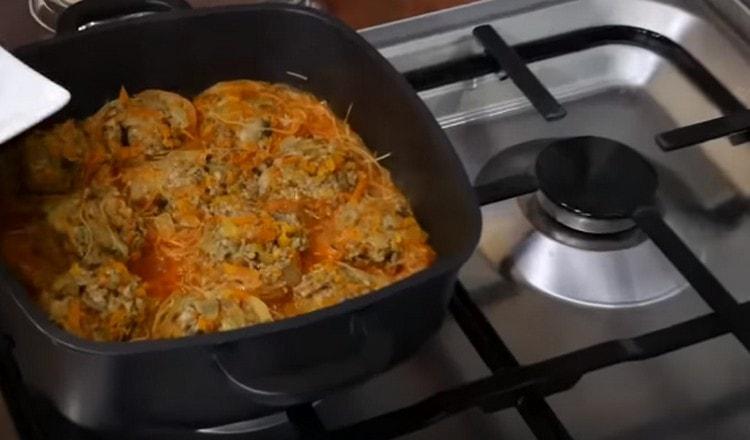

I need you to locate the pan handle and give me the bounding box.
[213,314,394,406]
[57,0,191,35]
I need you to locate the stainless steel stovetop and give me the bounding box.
[357,1,750,438]
[3,0,750,439]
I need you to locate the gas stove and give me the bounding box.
[3,0,750,439]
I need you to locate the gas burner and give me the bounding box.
[536,192,635,235]
[475,136,686,308]
[535,136,657,234]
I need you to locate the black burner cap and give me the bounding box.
[535,136,657,219]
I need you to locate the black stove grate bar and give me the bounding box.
[450,284,573,440]
[449,284,520,370]
[473,25,566,121]
[328,294,744,440]
[655,109,750,151]
[632,206,750,352]
[281,283,575,440]
[474,172,538,206]
[405,26,745,118]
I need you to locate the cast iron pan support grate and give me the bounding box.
[656,109,750,151]
[633,207,750,343]
[472,25,566,122]
[285,285,574,440]
[326,291,749,439]
[449,284,573,439]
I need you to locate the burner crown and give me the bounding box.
[535,136,658,219]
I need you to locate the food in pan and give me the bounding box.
[0,80,435,342]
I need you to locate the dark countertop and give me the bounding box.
[0,1,50,48]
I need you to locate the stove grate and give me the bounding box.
[656,109,750,151]
[473,25,566,121]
